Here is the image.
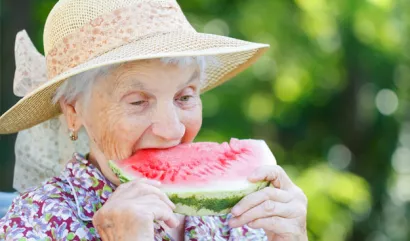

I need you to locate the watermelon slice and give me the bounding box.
[109,138,276,216]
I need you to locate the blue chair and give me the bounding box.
[0,192,19,218]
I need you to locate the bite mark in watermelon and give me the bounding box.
[109,138,276,216]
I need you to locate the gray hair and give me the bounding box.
[52,56,215,105]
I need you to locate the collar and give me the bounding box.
[63,153,116,221]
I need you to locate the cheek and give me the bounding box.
[181,102,203,143]
[85,110,122,158]
[86,105,149,160]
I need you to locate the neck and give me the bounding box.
[87,149,122,186]
[87,150,101,170]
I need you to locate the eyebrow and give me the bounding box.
[178,69,200,89]
[113,80,145,95]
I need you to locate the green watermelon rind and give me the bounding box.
[109,160,134,183]
[108,160,270,216]
[166,181,270,216]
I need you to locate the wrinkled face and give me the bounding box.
[63,59,203,184]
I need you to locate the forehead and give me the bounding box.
[105,59,200,93]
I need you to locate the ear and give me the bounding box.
[59,99,83,131]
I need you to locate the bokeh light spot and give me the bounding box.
[295,0,326,12]
[399,122,410,148]
[380,21,401,52]
[252,56,276,81]
[394,175,410,202]
[367,0,393,9]
[321,222,349,241]
[328,144,352,170]
[274,75,303,103]
[203,18,230,36]
[392,147,410,174]
[244,93,274,123]
[354,16,376,44]
[375,89,399,116]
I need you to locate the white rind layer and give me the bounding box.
[161,179,265,193]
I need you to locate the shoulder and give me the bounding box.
[0,176,98,240]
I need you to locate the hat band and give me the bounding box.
[46,0,195,79]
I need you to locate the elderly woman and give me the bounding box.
[0,0,308,240]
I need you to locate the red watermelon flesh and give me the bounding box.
[111,138,276,187]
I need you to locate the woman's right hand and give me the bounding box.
[92,179,179,241]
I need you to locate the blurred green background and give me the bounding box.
[1,0,410,240]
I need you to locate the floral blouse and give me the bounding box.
[0,153,267,241]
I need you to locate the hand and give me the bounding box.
[229,165,308,241]
[92,179,179,241]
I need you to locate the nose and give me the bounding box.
[151,103,185,141]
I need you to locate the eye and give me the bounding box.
[178,95,193,102]
[131,100,147,106]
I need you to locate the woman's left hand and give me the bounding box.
[228,165,308,241]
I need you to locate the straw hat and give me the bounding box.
[0,0,269,134]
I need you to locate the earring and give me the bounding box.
[69,128,78,141]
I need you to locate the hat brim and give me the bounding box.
[0,31,269,134]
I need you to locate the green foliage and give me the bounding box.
[295,164,371,241]
[27,0,410,240]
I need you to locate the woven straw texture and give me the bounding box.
[0,0,269,134]
[44,0,145,54]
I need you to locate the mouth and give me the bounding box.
[132,141,182,155]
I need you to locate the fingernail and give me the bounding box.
[153,180,162,186]
[144,179,162,186]
[231,206,240,216]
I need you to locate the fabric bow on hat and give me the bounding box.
[13,30,48,97]
[12,30,90,193]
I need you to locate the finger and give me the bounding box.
[136,184,176,209]
[117,178,161,192]
[247,216,299,235]
[94,226,113,241]
[136,194,175,210]
[139,178,162,187]
[231,187,292,216]
[249,165,294,190]
[229,200,304,228]
[93,214,116,241]
[139,199,179,228]
[114,180,152,198]
[117,182,175,209]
